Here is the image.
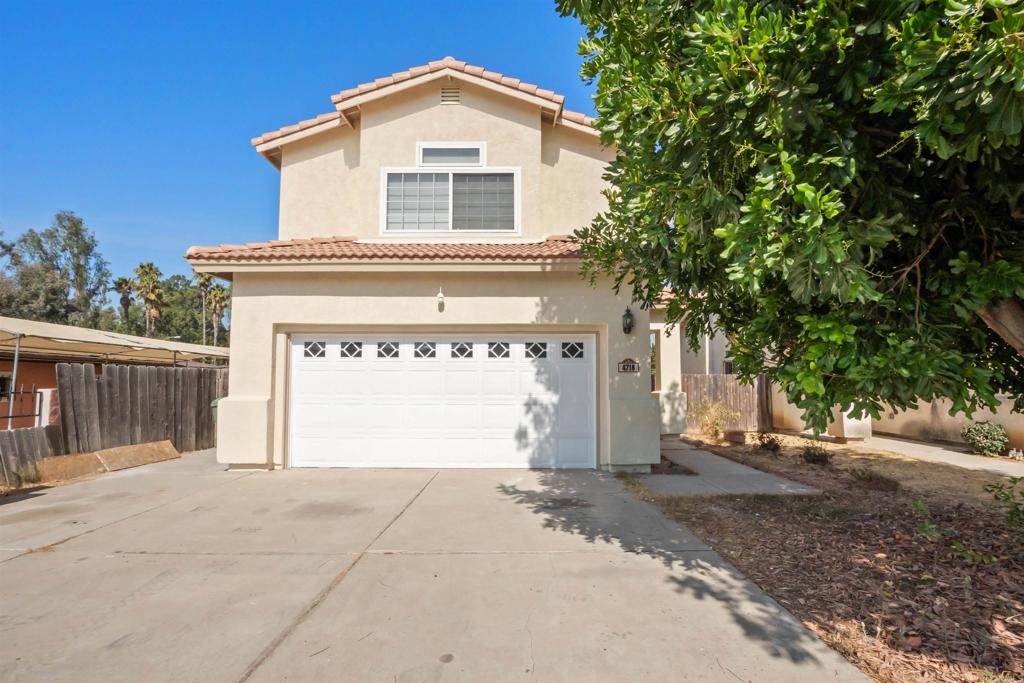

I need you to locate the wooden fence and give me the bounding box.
[682,373,772,432]
[0,424,65,482]
[56,363,228,456]
[0,364,227,484]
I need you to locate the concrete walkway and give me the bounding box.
[644,444,817,497]
[0,451,864,683]
[861,435,1024,477]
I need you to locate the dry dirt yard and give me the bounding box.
[626,433,1023,683]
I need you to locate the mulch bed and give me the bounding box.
[631,436,1024,683]
[649,454,697,475]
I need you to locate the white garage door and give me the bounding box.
[288,334,596,468]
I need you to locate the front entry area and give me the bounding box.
[287,333,597,468]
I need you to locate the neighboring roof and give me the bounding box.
[251,56,598,152]
[0,317,229,365]
[186,235,580,264]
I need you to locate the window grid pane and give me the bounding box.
[414,342,436,358]
[339,341,363,358]
[386,173,449,231]
[452,173,515,231]
[488,342,510,359]
[377,341,399,359]
[451,342,474,359]
[525,342,547,359]
[561,342,584,359]
[303,341,326,358]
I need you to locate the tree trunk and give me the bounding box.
[212,310,220,346]
[978,298,1024,357]
[201,294,207,346]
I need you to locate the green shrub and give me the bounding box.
[960,421,1009,457]
[985,476,1024,530]
[801,444,831,466]
[756,432,781,453]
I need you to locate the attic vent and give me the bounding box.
[440,87,461,105]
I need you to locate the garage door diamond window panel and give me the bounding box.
[288,335,596,468]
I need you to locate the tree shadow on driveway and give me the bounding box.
[496,469,840,669]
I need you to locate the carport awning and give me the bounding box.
[0,316,229,364]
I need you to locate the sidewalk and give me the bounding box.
[857,434,1024,478]
[643,441,817,497]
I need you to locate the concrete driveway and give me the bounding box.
[0,452,864,683]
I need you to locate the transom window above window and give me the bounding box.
[303,341,326,358]
[451,342,474,359]
[525,342,547,359]
[418,142,484,166]
[338,341,362,358]
[561,342,584,359]
[488,342,510,359]
[377,341,399,359]
[414,342,436,359]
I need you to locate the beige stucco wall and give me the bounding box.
[650,310,686,434]
[277,80,613,241]
[875,398,1024,449]
[216,270,660,470]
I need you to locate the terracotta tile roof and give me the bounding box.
[331,56,566,108]
[186,235,580,264]
[252,56,596,148]
[252,111,343,147]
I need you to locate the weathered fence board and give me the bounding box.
[681,374,771,433]
[0,424,67,482]
[50,363,227,457]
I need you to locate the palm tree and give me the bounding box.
[112,276,134,327]
[194,273,213,345]
[133,262,164,337]
[208,283,230,346]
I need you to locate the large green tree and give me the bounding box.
[559,0,1024,429]
[0,212,111,326]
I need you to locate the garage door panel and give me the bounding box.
[444,369,480,396]
[289,334,596,468]
[481,370,516,395]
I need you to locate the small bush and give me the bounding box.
[849,467,900,492]
[960,421,1009,457]
[692,401,741,438]
[756,432,781,453]
[801,444,832,466]
[985,476,1024,530]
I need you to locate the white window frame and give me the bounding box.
[380,164,522,235]
[416,141,487,167]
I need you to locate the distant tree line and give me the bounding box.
[0,211,230,346]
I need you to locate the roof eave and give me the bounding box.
[188,258,581,274]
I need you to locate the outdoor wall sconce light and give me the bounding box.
[622,307,635,334]
[437,286,445,313]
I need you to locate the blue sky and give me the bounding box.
[0,0,595,278]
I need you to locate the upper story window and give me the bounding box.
[383,142,519,234]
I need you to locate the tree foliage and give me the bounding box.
[0,211,229,346]
[558,0,1024,429]
[0,211,111,326]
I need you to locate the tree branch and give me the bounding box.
[978,298,1024,357]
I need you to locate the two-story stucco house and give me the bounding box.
[187,57,661,471]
